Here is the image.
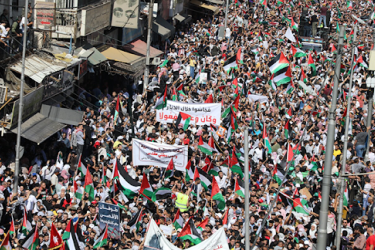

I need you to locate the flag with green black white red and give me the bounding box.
[272,166,285,185]
[175,112,192,131]
[223,56,238,74]
[291,18,298,31]
[172,87,178,101]
[250,46,259,55]
[93,225,108,249]
[63,219,82,250]
[0,232,12,250]
[291,45,306,58]
[112,159,141,198]
[269,74,276,90]
[9,216,15,237]
[155,87,167,110]
[230,146,244,178]
[185,160,194,182]
[140,173,154,202]
[268,52,289,74]
[153,187,172,200]
[197,218,209,233]
[293,198,310,215]
[211,177,226,210]
[300,67,307,83]
[284,120,290,139]
[178,217,203,244]
[357,55,368,68]
[235,177,245,198]
[198,136,213,155]
[21,227,39,250]
[274,66,292,86]
[308,53,316,76]
[165,158,175,180]
[173,209,184,230]
[113,95,120,126]
[263,126,272,154]
[197,168,212,190]
[236,48,243,64]
[84,168,95,202]
[129,209,144,233]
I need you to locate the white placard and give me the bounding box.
[160,225,172,235]
[132,139,188,171]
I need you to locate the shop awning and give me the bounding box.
[122,39,163,58]
[77,47,107,66]
[12,113,66,144]
[190,0,219,14]
[152,16,175,40]
[40,105,84,126]
[99,45,143,65]
[205,0,224,4]
[173,13,192,23]
[9,54,81,84]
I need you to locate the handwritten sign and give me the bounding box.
[132,139,188,171]
[98,202,121,239]
[156,100,221,126]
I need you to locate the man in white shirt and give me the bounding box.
[215,171,227,188]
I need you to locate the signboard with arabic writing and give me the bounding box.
[98,202,121,239]
[156,100,221,126]
[132,139,188,171]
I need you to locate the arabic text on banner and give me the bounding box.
[156,100,221,126]
[98,202,121,239]
[132,139,188,171]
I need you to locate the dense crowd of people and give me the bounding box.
[1,0,375,249]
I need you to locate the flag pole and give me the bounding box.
[316,26,345,250]
[244,128,250,250]
[334,24,357,250]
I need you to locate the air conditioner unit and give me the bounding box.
[152,57,161,65]
[0,86,7,104]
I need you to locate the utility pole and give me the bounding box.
[224,0,229,30]
[244,128,250,250]
[14,0,28,195]
[364,28,375,161]
[334,24,357,250]
[316,26,345,250]
[143,0,154,93]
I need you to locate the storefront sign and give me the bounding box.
[35,2,55,29]
[81,2,111,36]
[112,0,139,29]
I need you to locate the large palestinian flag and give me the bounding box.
[112,160,141,198]
[268,52,289,74]
[178,217,203,245]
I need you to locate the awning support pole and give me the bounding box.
[143,0,154,93]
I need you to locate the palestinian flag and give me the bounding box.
[268,52,289,74]
[178,217,203,245]
[185,160,194,182]
[129,209,144,233]
[197,168,212,190]
[84,169,95,201]
[155,87,167,110]
[197,218,209,232]
[330,43,337,53]
[49,223,63,250]
[9,216,15,237]
[295,171,309,182]
[272,166,285,185]
[221,157,230,168]
[234,177,245,197]
[291,45,306,58]
[284,120,290,139]
[347,0,353,9]
[0,233,12,250]
[263,125,272,154]
[211,177,226,210]
[274,66,292,86]
[64,219,81,250]
[21,207,31,237]
[258,31,263,42]
[77,154,87,178]
[337,7,342,18]
[286,107,293,118]
[173,209,184,230]
[93,225,108,249]
[21,227,39,250]
[300,67,307,83]
[309,161,319,171]
[230,147,244,178]
[251,46,259,55]
[172,87,178,101]
[198,136,213,155]
[74,179,83,200]
[140,173,154,202]
[226,128,234,144]
[277,0,284,5]
[236,48,243,64]
[165,158,175,179]
[261,0,267,6]
[357,55,368,68]
[285,81,295,94]
[293,198,310,215]
[101,164,109,188]
[175,112,192,131]
[291,18,298,31]
[269,74,276,90]
[113,160,141,198]
[286,143,294,162]
[113,95,120,126]
[358,44,365,50]
[204,94,213,103]
[231,110,238,131]
[232,78,239,90]
[153,187,172,200]
[223,56,238,74]
[308,54,316,76]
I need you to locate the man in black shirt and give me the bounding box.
[311,12,318,37]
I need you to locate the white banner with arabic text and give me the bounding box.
[132,139,188,171]
[156,100,221,126]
